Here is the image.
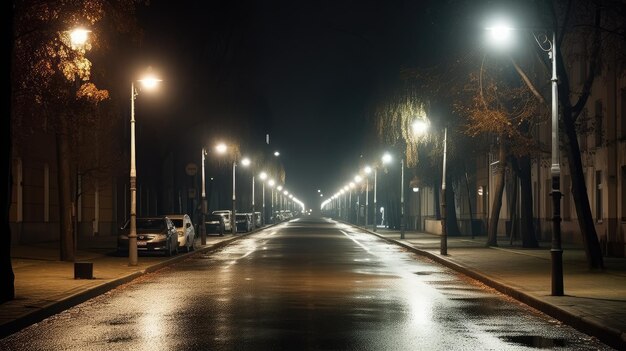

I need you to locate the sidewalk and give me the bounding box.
[0,229,257,339]
[364,226,626,350]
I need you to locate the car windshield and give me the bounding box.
[171,219,183,227]
[207,215,222,221]
[136,218,165,231]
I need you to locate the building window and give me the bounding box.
[595,99,603,147]
[622,166,626,221]
[563,175,571,221]
[596,170,603,222]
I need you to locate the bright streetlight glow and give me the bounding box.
[317,189,321,193]
[259,172,267,180]
[283,190,288,195]
[349,182,355,188]
[413,187,419,192]
[412,119,429,135]
[274,151,280,156]
[364,166,372,174]
[269,179,275,187]
[486,22,514,46]
[354,175,362,183]
[215,143,227,154]
[382,153,392,164]
[138,75,161,89]
[69,28,90,47]
[343,186,349,191]
[277,185,283,191]
[241,157,251,166]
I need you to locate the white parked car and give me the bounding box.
[167,214,195,252]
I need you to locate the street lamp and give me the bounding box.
[259,172,267,226]
[354,175,362,225]
[486,22,563,295]
[200,147,207,245]
[69,28,90,49]
[268,179,275,223]
[349,182,355,224]
[364,166,372,228]
[215,142,242,234]
[129,75,161,266]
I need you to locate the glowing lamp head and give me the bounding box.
[215,143,227,154]
[241,157,251,166]
[382,153,392,164]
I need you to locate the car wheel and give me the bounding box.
[189,237,195,251]
[165,242,172,257]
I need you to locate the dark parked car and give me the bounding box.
[235,213,252,232]
[205,214,225,236]
[117,216,179,256]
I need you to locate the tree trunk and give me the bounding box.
[464,164,475,238]
[551,2,604,268]
[562,109,604,268]
[1,0,15,302]
[445,177,461,236]
[487,142,506,247]
[508,169,518,244]
[57,117,75,262]
[518,156,539,248]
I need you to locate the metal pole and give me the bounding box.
[400,158,405,239]
[232,161,236,234]
[129,82,138,266]
[549,30,563,296]
[365,176,369,228]
[349,190,352,223]
[441,127,448,255]
[373,168,377,232]
[200,148,207,245]
[270,188,274,223]
[262,182,265,226]
[251,175,255,230]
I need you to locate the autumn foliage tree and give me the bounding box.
[12,0,140,262]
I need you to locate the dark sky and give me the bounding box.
[135,0,519,210]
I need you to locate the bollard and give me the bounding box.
[74,262,93,279]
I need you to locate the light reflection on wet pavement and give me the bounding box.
[0,217,615,350]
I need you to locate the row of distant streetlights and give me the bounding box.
[68,28,305,267]
[199,142,304,244]
[323,19,564,296]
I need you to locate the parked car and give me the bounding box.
[117,216,178,256]
[167,214,195,252]
[212,210,232,232]
[235,213,252,232]
[205,214,225,236]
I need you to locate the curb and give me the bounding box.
[0,224,278,339]
[347,223,625,350]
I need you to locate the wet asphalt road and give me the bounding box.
[0,217,615,350]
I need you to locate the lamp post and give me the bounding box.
[349,182,355,223]
[259,172,267,226]
[400,156,405,239]
[364,166,371,228]
[129,75,161,266]
[269,179,275,223]
[354,175,362,225]
[441,127,448,255]
[200,147,207,245]
[487,24,562,295]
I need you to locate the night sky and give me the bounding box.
[133,0,524,210]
